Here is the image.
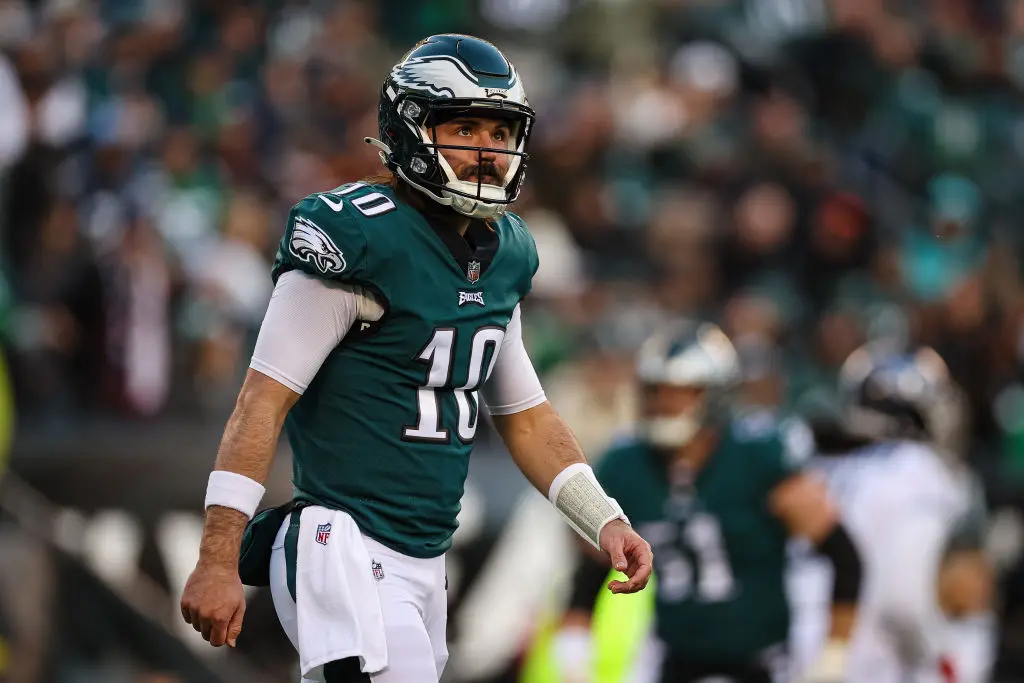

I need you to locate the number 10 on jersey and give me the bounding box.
[402,327,506,444]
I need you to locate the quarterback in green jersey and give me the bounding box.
[556,321,863,683]
[179,34,653,682]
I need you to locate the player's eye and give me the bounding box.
[493,129,508,142]
[456,125,472,136]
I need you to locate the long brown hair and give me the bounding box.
[362,171,423,210]
[361,172,399,188]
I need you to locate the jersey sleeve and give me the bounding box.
[768,417,815,488]
[504,212,540,299]
[734,412,816,490]
[250,270,385,394]
[272,191,370,285]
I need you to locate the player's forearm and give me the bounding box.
[199,369,297,568]
[828,603,857,640]
[212,373,291,481]
[493,403,633,554]
[198,506,251,570]
[491,401,587,494]
[817,523,862,640]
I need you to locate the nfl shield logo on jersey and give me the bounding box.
[371,559,385,582]
[466,260,481,283]
[315,522,332,546]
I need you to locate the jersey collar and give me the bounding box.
[427,219,499,279]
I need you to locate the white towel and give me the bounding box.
[295,506,389,678]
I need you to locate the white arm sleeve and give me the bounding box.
[249,270,384,394]
[482,304,547,415]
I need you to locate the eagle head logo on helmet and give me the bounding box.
[364,34,535,220]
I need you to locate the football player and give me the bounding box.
[179,34,653,683]
[555,320,862,683]
[789,345,995,683]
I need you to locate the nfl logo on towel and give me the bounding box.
[315,522,332,546]
[372,560,385,582]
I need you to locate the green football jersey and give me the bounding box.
[595,411,813,663]
[271,182,538,558]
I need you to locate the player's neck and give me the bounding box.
[395,180,472,236]
[434,213,472,237]
[671,430,716,471]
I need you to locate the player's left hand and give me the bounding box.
[599,519,653,594]
[799,639,848,683]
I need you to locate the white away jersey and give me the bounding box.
[788,441,973,683]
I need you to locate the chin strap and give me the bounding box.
[366,135,506,219]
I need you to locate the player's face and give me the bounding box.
[432,116,514,186]
[642,384,707,420]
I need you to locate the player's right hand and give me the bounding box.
[599,519,653,594]
[180,562,246,647]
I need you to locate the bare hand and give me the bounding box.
[180,562,246,647]
[599,519,653,594]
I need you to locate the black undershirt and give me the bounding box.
[426,218,499,279]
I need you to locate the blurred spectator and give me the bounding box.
[8,1,1024,679]
[7,199,104,418]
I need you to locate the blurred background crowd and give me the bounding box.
[6,0,1024,681]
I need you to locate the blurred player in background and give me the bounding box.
[790,345,996,683]
[554,320,862,683]
[179,34,652,683]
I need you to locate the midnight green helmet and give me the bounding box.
[365,34,535,219]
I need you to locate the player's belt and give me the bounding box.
[284,503,309,602]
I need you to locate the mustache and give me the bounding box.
[459,163,502,183]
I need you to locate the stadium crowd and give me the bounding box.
[5,0,1024,680]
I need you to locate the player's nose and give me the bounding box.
[478,141,498,160]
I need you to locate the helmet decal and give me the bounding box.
[391,55,480,99]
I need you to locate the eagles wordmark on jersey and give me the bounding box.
[273,180,538,557]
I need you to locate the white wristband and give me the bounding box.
[204,470,266,519]
[548,462,629,550]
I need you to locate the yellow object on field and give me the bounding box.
[520,570,656,683]
[0,350,13,479]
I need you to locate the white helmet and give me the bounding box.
[636,320,741,449]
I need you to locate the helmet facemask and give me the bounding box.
[640,384,710,450]
[370,93,533,220]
